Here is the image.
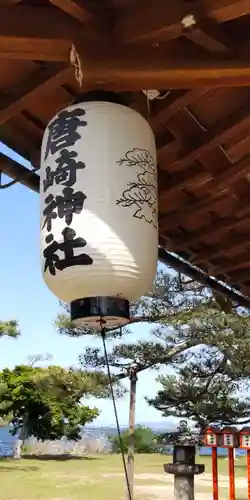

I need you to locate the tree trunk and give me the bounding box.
[126,369,137,500]
[12,422,27,460]
[13,439,23,460]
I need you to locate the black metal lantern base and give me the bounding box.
[70,296,130,331]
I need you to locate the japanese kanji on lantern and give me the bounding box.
[40,91,158,330]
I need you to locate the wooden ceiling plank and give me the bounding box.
[48,0,92,23]
[160,153,250,220]
[159,162,209,202]
[225,266,250,284]
[160,191,242,232]
[116,0,250,44]
[0,67,72,126]
[165,203,250,253]
[165,102,250,170]
[195,232,250,262]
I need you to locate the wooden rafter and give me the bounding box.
[116,0,250,44]
[225,266,250,283]
[170,203,250,253]
[184,22,232,54]
[0,67,72,126]
[160,190,249,235]
[160,153,250,209]
[195,232,250,262]
[150,89,210,132]
[164,102,250,171]
[158,162,210,200]
[48,0,92,23]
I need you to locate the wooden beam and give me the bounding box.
[158,246,250,309]
[0,6,96,61]
[0,67,72,125]
[0,38,71,62]
[72,43,250,89]
[0,155,39,192]
[48,0,92,23]
[116,0,250,44]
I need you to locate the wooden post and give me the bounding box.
[228,448,236,500]
[127,367,137,500]
[212,447,219,500]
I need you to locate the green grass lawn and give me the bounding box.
[0,454,247,500]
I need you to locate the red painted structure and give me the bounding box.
[239,427,250,500]
[204,427,221,500]
[220,427,239,449]
[204,426,221,448]
[220,427,238,500]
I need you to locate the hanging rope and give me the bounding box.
[100,324,132,500]
[0,174,19,189]
[70,44,83,88]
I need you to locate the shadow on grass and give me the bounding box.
[0,461,38,472]
[22,454,100,461]
[235,464,247,470]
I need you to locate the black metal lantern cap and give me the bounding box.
[72,90,129,107]
[70,296,130,331]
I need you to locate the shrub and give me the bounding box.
[110,426,156,453]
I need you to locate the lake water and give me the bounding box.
[0,426,247,457]
[0,427,16,457]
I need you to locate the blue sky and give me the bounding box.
[0,142,176,428]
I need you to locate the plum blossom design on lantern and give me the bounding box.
[116,148,157,228]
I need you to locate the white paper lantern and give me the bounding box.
[40,92,158,329]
